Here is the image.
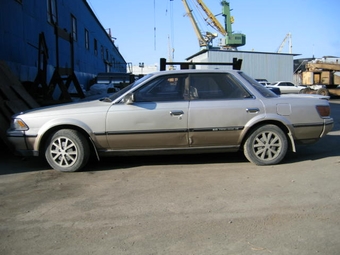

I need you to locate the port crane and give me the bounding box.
[182,0,246,50]
[277,33,292,53]
[182,0,218,49]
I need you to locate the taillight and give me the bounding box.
[316,105,331,118]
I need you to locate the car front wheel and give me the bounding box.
[244,125,288,165]
[45,129,90,172]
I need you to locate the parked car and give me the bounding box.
[7,70,334,172]
[259,82,281,95]
[269,81,306,94]
[259,81,271,86]
[255,78,268,83]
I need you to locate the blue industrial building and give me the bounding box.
[0,0,128,101]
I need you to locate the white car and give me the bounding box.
[269,81,306,94]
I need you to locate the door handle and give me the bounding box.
[246,108,260,113]
[170,110,184,116]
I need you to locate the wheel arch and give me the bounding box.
[37,124,98,160]
[240,120,295,152]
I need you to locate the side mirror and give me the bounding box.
[123,93,134,104]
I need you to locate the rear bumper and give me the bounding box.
[292,118,333,145]
[321,118,334,137]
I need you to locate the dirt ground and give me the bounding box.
[0,100,339,255]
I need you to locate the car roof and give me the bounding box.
[150,69,241,76]
[273,81,294,83]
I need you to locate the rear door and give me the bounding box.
[187,73,264,148]
[106,74,190,150]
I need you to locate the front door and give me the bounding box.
[106,74,190,150]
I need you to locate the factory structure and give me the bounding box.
[0,0,128,104]
[0,0,313,103]
[0,0,128,146]
[185,49,296,83]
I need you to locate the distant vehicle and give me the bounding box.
[256,80,281,95]
[255,79,268,83]
[269,81,306,94]
[7,70,333,172]
[259,81,271,86]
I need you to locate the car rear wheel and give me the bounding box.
[244,125,288,165]
[317,88,329,96]
[45,129,90,172]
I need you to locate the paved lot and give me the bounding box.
[0,100,339,255]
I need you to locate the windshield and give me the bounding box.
[109,74,153,101]
[239,72,278,98]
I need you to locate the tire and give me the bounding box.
[299,88,306,94]
[301,87,312,94]
[317,88,329,96]
[45,129,90,172]
[243,125,288,166]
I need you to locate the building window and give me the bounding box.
[101,46,104,59]
[85,29,89,50]
[47,0,57,24]
[71,15,77,41]
[94,39,98,56]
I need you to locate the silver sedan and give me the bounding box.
[7,70,334,172]
[268,81,306,94]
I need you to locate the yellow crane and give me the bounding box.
[182,0,218,49]
[195,0,226,36]
[182,0,246,50]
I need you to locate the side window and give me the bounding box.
[190,73,251,99]
[134,75,186,102]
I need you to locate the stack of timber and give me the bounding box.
[0,61,40,150]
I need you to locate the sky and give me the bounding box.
[87,0,340,66]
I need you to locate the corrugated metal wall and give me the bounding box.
[188,50,295,83]
[0,0,127,89]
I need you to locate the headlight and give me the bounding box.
[10,118,29,131]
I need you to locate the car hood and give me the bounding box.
[15,99,112,118]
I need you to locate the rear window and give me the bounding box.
[239,72,278,98]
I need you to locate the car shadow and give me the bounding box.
[1,136,338,175]
[83,151,248,173]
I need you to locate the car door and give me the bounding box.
[279,82,295,93]
[106,74,190,150]
[187,73,264,147]
[281,82,291,93]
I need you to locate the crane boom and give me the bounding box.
[182,0,217,49]
[195,0,226,36]
[182,0,245,50]
[277,33,292,53]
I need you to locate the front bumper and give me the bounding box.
[7,131,39,157]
